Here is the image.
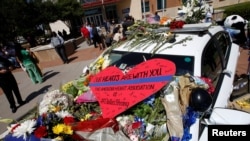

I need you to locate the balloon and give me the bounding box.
[189,88,212,112]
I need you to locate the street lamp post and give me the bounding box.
[142,0,146,22]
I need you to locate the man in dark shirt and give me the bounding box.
[122,15,134,38]
[0,56,26,113]
[113,24,121,35]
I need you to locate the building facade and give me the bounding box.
[79,0,250,26]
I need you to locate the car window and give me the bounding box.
[108,50,194,76]
[201,42,223,88]
[216,32,232,67]
[201,32,231,92]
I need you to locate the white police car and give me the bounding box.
[85,22,250,140]
[92,23,239,108]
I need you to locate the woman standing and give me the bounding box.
[16,44,43,84]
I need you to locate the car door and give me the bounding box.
[201,31,239,109]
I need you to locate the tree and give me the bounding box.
[0,0,28,41]
[0,0,84,43]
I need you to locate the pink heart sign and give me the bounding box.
[89,58,176,118]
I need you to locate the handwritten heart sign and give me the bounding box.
[89,58,176,118]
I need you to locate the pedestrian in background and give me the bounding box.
[0,56,26,113]
[81,23,91,45]
[113,24,121,35]
[105,33,113,47]
[154,12,160,21]
[50,31,69,64]
[0,45,20,69]
[86,22,94,47]
[15,44,43,84]
[113,30,123,43]
[91,23,104,50]
[122,15,134,39]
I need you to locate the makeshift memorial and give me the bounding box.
[3,1,223,141]
[4,90,81,141]
[89,58,176,118]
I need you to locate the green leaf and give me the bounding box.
[0,118,14,124]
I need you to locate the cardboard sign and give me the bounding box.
[89,58,176,118]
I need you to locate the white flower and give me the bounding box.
[116,116,131,127]
[56,110,73,118]
[11,119,37,140]
[38,89,73,115]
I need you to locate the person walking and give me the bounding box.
[86,22,94,47]
[15,44,43,84]
[80,23,91,45]
[91,23,104,50]
[0,56,26,113]
[50,31,69,64]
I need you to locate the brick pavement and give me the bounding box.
[0,46,104,96]
[0,42,105,137]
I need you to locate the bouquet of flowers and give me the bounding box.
[4,90,79,140]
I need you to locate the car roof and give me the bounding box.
[111,23,225,58]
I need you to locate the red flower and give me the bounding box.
[132,122,142,129]
[170,20,185,29]
[63,116,75,125]
[34,126,47,138]
[201,77,215,94]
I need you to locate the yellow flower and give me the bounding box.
[49,105,61,112]
[52,124,73,135]
[97,57,104,65]
[61,81,73,92]
[52,124,65,134]
[63,125,73,135]
[80,113,92,121]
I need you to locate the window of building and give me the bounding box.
[141,1,150,12]
[157,0,167,10]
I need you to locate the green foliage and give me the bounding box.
[130,94,166,125]
[0,0,83,42]
[36,0,60,24]
[56,0,84,21]
[68,102,101,120]
[0,0,27,40]
[223,2,250,20]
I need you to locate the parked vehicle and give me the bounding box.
[84,22,250,141]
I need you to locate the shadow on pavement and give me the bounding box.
[42,71,59,82]
[25,85,52,103]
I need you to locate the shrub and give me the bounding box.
[223,2,250,20]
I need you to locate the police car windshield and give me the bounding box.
[108,50,194,76]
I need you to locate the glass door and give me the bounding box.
[86,14,103,26]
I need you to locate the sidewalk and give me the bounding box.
[0,41,104,138]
